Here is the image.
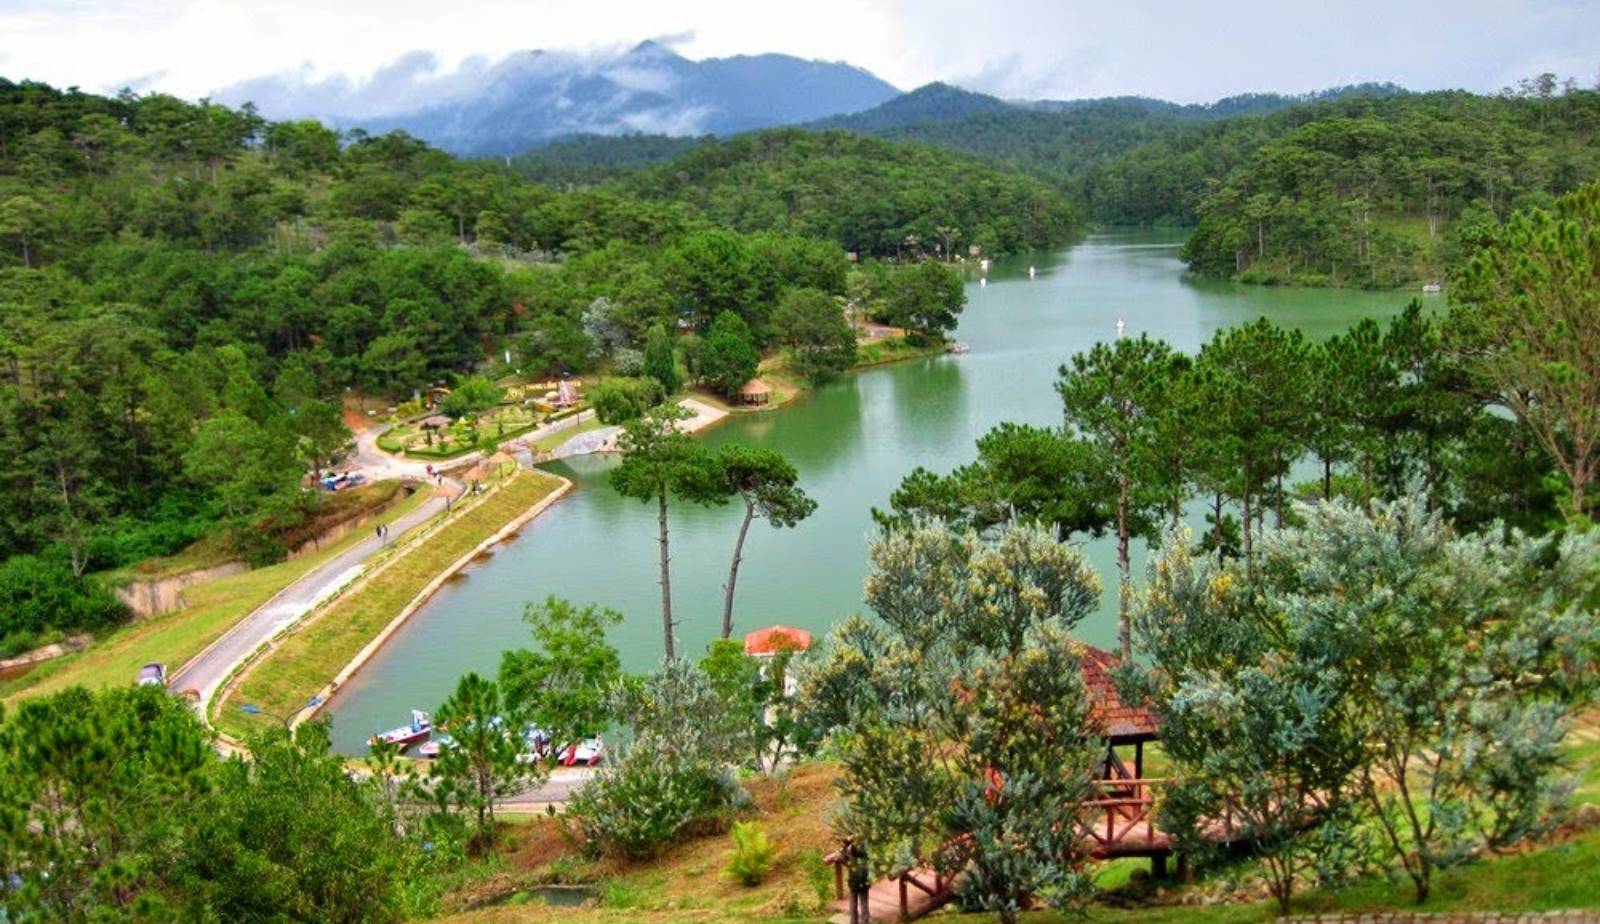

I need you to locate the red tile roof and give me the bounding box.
[744,625,813,656]
[1078,645,1162,742]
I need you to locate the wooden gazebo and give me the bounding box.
[738,379,771,406]
[1078,645,1163,778]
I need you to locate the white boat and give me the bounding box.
[369,710,431,749]
[1422,282,1442,293]
[1028,265,1037,279]
[417,733,454,758]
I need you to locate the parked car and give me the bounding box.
[137,662,167,687]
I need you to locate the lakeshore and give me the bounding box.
[322,231,1418,755]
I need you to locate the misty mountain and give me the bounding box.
[216,41,899,156]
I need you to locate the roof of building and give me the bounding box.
[744,625,812,656]
[739,379,772,396]
[1078,645,1162,742]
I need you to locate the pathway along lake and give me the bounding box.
[326,229,1423,754]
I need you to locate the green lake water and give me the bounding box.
[326,229,1423,753]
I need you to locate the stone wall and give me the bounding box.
[113,561,249,619]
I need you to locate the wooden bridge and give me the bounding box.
[823,646,1204,924]
[824,774,1190,924]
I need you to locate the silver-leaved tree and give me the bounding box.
[1135,496,1600,907]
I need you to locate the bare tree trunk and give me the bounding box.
[721,499,756,639]
[658,491,675,660]
[1116,475,1132,660]
[1212,492,1225,563]
[1242,460,1254,567]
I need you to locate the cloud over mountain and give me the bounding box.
[215,41,899,156]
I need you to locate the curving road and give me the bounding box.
[169,477,452,719]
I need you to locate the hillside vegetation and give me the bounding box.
[628,128,1080,257]
[0,77,1062,654]
[1091,86,1600,285]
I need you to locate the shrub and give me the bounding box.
[589,377,664,425]
[724,821,776,886]
[0,555,126,656]
[565,748,741,861]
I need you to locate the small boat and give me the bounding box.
[559,735,605,767]
[370,709,431,749]
[948,341,971,354]
[417,733,454,759]
[1028,265,1037,279]
[1422,282,1442,293]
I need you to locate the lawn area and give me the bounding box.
[215,469,566,740]
[2,485,433,706]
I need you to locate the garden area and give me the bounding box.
[376,377,587,459]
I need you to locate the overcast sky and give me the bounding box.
[2,0,1597,106]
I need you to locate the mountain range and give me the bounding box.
[217,41,899,156]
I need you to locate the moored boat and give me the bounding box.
[370,709,431,749]
[559,735,605,766]
[417,733,454,758]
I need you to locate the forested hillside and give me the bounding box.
[509,133,711,188]
[813,81,1407,196]
[627,129,1079,257]
[1086,84,1600,286]
[0,79,1067,655]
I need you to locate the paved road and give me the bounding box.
[169,479,452,719]
[501,766,599,809]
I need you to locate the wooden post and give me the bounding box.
[834,862,844,900]
[1152,854,1167,879]
[899,874,909,920]
[1135,740,1144,779]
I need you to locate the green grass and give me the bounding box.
[853,335,949,367]
[531,416,605,453]
[215,470,566,740]
[2,486,433,705]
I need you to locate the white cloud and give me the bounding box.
[1,0,1595,106]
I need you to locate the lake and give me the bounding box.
[325,229,1419,753]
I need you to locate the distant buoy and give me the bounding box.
[1028,265,1036,279]
[980,277,987,287]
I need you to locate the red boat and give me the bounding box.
[369,710,431,749]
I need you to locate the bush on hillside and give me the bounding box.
[565,747,743,861]
[0,555,126,657]
[724,821,777,886]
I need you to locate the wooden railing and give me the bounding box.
[1083,776,1168,852]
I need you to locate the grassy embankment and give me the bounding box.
[693,334,953,416]
[530,416,607,453]
[1,483,433,705]
[432,727,1600,923]
[214,469,566,740]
